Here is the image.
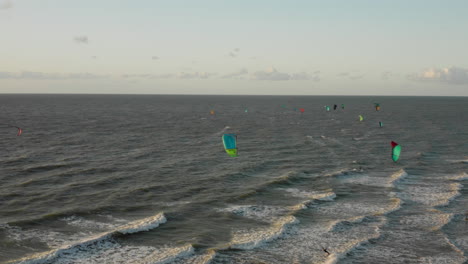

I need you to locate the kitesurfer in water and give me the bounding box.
[321,246,330,256]
[334,104,337,110]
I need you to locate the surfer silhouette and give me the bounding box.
[321,246,330,256]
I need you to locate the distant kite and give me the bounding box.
[374,103,381,111]
[1,124,23,136]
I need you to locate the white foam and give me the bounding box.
[399,183,461,207]
[229,216,298,250]
[389,169,408,185]
[398,210,454,231]
[449,172,468,181]
[142,244,195,264]
[448,158,468,164]
[11,213,166,264]
[60,215,119,230]
[282,188,336,201]
[171,249,216,264]
[219,205,290,223]
[117,212,167,234]
[418,254,467,264]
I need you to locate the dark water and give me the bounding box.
[0,95,467,264]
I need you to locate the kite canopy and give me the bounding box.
[222,134,238,157]
[1,124,22,136]
[391,141,401,162]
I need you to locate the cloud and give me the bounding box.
[228,48,240,58]
[349,75,364,80]
[0,71,108,80]
[250,67,319,81]
[337,71,364,80]
[222,68,248,79]
[408,66,468,85]
[73,36,88,44]
[337,72,349,77]
[121,72,216,80]
[177,72,216,79]
[381,71,392,80]
[0,0,12,10]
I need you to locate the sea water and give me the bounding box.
[0,95,467,263]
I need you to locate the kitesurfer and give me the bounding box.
[321,246,330,256]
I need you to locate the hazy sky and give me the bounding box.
[1,0,467,95]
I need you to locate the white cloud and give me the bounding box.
[177,72,216,79]
[338,71,364,80]
[0,0,12,10]
[73,36,88,44]
[408,66,468,84]
[250,67,319,81]
[0,71,108,80]
[222,68,248,79]
[121,72,216,80]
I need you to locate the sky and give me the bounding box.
[1,0,467,96]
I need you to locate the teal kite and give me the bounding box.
[391,141,401,162]
[222,134,238,157]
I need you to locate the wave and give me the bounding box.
[229,216,298,250]
[170,249,217,264]
[219,205,290,223]
[399,183,461,207]
[449,172,468,181]
[448,158,468,164]
[324,168,358,178]
[281,188,336,201]
[22,163,81,174]
[9,213,166,264]
[322,219,384,264]
[388,169,408,186]
[141,244,195,264]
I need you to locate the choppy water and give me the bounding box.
[0,94,467,264]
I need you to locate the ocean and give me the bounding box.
[0,94,467,264]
